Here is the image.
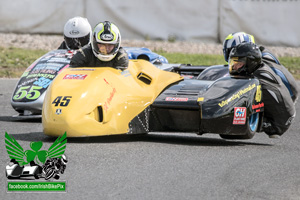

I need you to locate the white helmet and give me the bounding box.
[91,21,121,61]
[223,32,255,62]
[63,16,92,49]
[61,154,68,165]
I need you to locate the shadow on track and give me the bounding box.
[9,132,272,147]
[0,116,41,123]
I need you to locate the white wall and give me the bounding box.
[0,0,299,47]
[220,0,300,47]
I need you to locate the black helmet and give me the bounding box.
[228,42,262,76]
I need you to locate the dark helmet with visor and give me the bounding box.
[223,32,255,63]
[229,42,262,76]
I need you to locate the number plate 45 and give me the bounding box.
[52,96,72,107]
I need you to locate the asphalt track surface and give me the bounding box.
[1,79,300,200]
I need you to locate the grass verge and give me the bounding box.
[0,47,47,78]
[0,47,299,79]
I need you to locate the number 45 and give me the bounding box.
[52,96,72,107]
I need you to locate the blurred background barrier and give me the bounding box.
[0,0,298,47]
[220,0,300,47]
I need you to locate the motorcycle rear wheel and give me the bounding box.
[219,112,259,140]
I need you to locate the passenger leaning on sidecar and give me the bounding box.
[223,32,299,103]
[69,21,129,69]
[58,16,92,50]
[228,42,299,138]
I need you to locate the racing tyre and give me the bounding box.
[34,173,40,179]
[220,112,260,140]
[45,168,55,180]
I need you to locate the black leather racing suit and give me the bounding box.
[254,62,298,136]
[69,45,128,69]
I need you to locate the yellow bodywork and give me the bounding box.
[42,60,183,137]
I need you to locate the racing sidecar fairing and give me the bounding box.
[149,74,264,139]
[11,50,75,116]
[11,48,168,117]
[42,60,264,139]
[42,60,183,137]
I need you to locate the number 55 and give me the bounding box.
[13,86,42,100]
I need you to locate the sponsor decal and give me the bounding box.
[5,132,68,191]
[219,84,256,107]
[31,69,57,75]
[69,30,79,35]
[33,77,52,88]
[33,63,65,71]
[197,97,204,102]
[104,78,110,85]
[100,33,114,41]
[102,79,117,112]
[53,52,72,58]
[255,85,262,102]
[181,75,194,79]
[16,78,38,88]
[63,74,87,80]
[104,88,117,112]
[165,97,189,102]
[252,102,264,112]
[40,55,53,61]
[47,57,70,63]
[27,73,55,79]
[233,107,247,125]
[56,109,62,115]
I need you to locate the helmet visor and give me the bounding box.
[229,57,246,74]
[64,34,90,50]
[92,36,119,55]
[97,43,117,55]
